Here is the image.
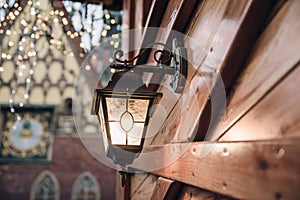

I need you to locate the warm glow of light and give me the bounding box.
[105,13,110,19]
[101,30,107,37]
[62,18,68,25]
[110,19,116,24]
[110,122,126,145]
[85,65,91,71]
[114,42,119,49]
[112,34,119,39]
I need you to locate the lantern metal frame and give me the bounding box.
[92,38,187,167]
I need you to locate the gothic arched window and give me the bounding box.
[72,172,100,200]
[30,170,59,200]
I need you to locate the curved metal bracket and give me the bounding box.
[110,38,188,93]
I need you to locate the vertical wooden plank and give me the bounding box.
[145,0,199,91]
[133,0,153,47]
[150,177,174,200]
[134,0,169,64]
[146,0,230,146]
[220,62,300,141]
[122,0,136,60]
[124,173,131,200]
[115,172,125,200]
[148,0,276,145]
[210,0,300,141]
[130,173,158,200]
[193,0,277,141]
[178,186,231,200]
[150,177,183,200]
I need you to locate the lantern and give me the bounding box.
[92,70,162,165]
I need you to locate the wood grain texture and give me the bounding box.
[130,173,158,200]
[147,0,276,145]
[193,0,277,141]
[150,177,182,200]
[210,0,300,141]
[115,172,125,200]
[146,0,230,146]
[150,177,173,200]
[140,0,199,93]
[219,62,300,141]
[178,186,231,200]
[134,140,300,199]
[134,0,169,65]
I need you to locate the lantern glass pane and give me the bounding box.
[98,100,108,151]
[104,96,151,146]
[109,122,126,145]
[106,97,126,121]
[128,123,144,145]
[128,99,149,121]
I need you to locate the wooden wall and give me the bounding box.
[120,0,300,199]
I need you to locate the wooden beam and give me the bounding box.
[134,0,169,65]
[124,173,131,200]
[210,0,300,141]
[219,61,300,141]
[178,185,231,200]
[145,0,199,91]
[150,177,174,200]
[150,177,182,200]
[147,0,276,145]
[130,174,158,200]
[132,139,300,199]
[193,0,277,141]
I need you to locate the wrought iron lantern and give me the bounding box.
[92,38,187,166]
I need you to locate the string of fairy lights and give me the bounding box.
[0,0,122,128]
[0,0,74,126]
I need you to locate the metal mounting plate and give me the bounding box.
[171,38,188,93]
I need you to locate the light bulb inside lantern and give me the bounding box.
[120,111,134,132]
